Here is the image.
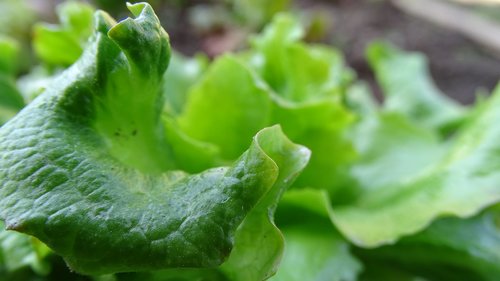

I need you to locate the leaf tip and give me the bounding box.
[94,10,116,34]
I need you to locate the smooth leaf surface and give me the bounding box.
[350,112,446,190]
[33,1,94,66]
[271,189,362,281]
[0,0,35,39]
[162,52,208,116]
[0,222,52,276]
[270,224,361,281]
[331,85,500,247]
[178,55,273,160]
[0,36,19,75]
[357,205,500,281]
[367,42,466,132]
[0,37,24,124]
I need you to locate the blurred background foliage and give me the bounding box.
[2,0,500,103]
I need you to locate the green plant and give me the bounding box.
[0,2,498,281]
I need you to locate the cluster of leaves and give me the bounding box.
[0,2,499,281]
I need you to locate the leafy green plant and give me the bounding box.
[0,2,309,278]
[33,1,94,67]
[0,36,24,124]
[0,2,499,281]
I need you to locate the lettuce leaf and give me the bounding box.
[0,222,52,276]
[350,112,446,191]
[33,2,94,67]
[367,42,466,133]
[0,3,310,275]
[177,55,273,161]
[0,36,24,124]
[174,14,357,202]
[271,189,362,281]
[162,52,208,116]
[331,85,500,247]
[357,205,500,281]
[221,128,311,281]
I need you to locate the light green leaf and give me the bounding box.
[270,224,361,281]
[220,128,311,281]
[331,85,500,247]
[0,37,24,124]
[0,36,19,75]
[246,14,357,197]
[350,112,446,190]
[57,1,95,38]
[345,82,378,117]
[163,52,208,116]
[0,3,309,276]
[367,42,466,132]
[250,14,352,102]
[178,55,273,160]
[273,99,356,200]
[270,189,362,281]
[163,117,222,173]
[231,0,290,28]
[357,205,500,281]
[0,222,52,276]
[175,46,355,200]
[33,1,94,66]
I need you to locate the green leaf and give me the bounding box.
[270,224,361,281]
[0,3,310,275]
[250,14,352,102]
[0,222,52,275]
[0,37,25,125]
[33,1,94,66]
[231,0,290,28]
[175,40,355,200]
[367,42,466,132]
[350,112,446,190]
[357,205,500,280]
[273,99,356,201]
[345,82,378,117]
[270,189,363,281]
[163,117,222,174]
[331,85,500,247]
[115,268,227,281]
[358,263,433,281]
[163,52,208,116]
[57,1,95,38]
[220,128,310,281]
[0,36,19,75]
[0,75,24,125]
[178,55,273,160]
[246,14,357,198]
